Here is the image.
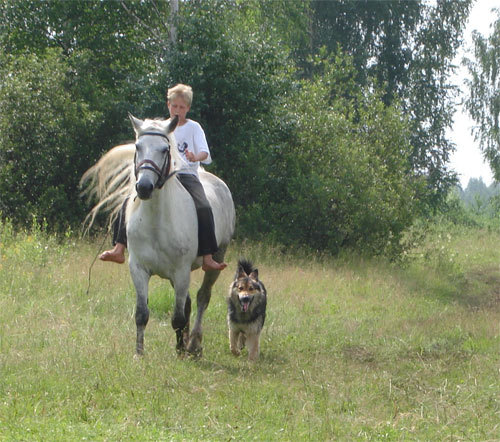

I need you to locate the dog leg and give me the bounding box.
[229,329,241,356]
[246,333,260,361]
[237,333,246,351]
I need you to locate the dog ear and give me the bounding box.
[249,269,259,281]
[236,265,248,279]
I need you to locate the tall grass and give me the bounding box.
[0,219,499,440]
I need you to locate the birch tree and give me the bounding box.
[464,11,500,178]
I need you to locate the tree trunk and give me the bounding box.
[169,0,178,45]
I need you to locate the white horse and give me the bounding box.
[82,115,235,355]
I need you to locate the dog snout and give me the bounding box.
[239,294,253,313]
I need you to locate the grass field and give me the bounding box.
[0,221,499,440]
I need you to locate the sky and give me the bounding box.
[448,0,500,188]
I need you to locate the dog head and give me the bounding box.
[230,261,261,313]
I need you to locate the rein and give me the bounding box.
[134,131,176,189]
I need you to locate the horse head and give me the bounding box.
[130,114,179,200]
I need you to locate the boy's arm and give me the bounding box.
[194,123,212,164]
[185,150,208,163]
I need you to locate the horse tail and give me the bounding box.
[80,143,136,233]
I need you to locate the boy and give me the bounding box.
[99,84,227,272]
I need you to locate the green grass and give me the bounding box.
[0,221,499,440]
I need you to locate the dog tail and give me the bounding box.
[237,258,255,276]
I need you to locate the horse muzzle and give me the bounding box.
[136,176,154,200]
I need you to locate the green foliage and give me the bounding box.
[238,53,423,257]
[235,0,311,72]
[158,0,294,208]
[310,0,472,209]
[404,1,471,208]
[458,177,500,215]
[0,0,169,230]
[464,11,500,178]
[0,49,100,229]
[437,190,479,227]
[0,0,475,258]
[310,0,422,89]
[414,180,500,237]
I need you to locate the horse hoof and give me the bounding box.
[187,347,203,359]
[186,339,202,357]
[176,349,187,359]
[187,331,202,352]
[186,341,202,355]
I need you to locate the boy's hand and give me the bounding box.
[185,150,208,163]
[185,149,196,162]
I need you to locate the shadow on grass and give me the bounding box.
[404,259,500,311]
[461,266,500,311]
[190,346,290,376]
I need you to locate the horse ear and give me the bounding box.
[249,269,259,281]
[128,113,143,134]
[167,115,179,134]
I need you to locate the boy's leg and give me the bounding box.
[177,174,227,271]
[99,242,126,263]
[99,197,128,264]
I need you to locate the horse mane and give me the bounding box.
[80,118,184,233]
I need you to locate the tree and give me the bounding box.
[464,9,500,179]
[0,0,175,229]
[0,0,165,146]
[0,0,476,258]
[238,53,424,257]
[309,0,472,209]
[0,49,100,229]
[157,0,293,207]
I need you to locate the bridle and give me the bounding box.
[134,131,176,189]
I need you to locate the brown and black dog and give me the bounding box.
[227,259,267,361]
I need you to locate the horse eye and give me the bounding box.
[161,145,170,153]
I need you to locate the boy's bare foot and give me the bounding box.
[202,255,227,272]
[99,244,126,264]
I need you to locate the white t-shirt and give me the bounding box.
[174,120,212,176]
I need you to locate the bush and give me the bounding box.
[239,52,424,257]
[0,49,101,230]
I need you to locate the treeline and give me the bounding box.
[0,0,473,256]
[456,178,500,216]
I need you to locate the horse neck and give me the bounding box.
[135,178,181,220]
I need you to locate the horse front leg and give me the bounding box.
[187,266,220,356]
[130,263,151,355]
[171,271,191,355]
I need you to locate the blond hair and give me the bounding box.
[167,83,193,107]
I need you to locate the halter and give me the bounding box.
[134,131,176,189]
